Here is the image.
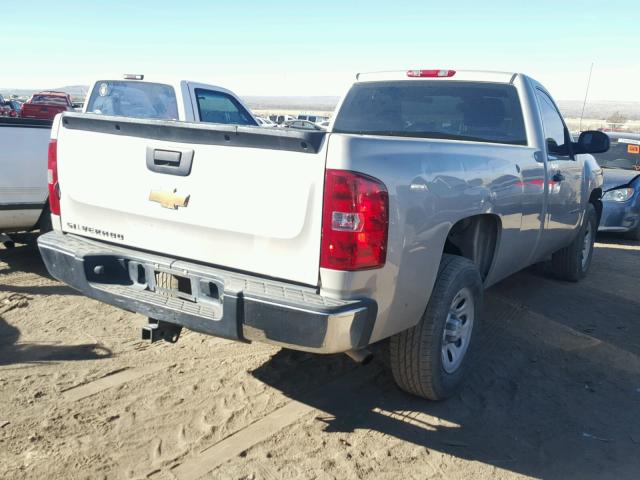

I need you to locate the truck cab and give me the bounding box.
[0,75,259,244]
[83,75,258,125]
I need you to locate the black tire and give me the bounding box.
[389,254,483,401]
[551,203,597,282]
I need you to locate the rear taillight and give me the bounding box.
[406,69,456,78]
[47,139,61,215]
[321,169,389,271]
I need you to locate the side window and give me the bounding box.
[536,90,571,159]
[194,89,256,126]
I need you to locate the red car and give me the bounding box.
[20,91,73,120]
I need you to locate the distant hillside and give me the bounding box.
[0,85,89,100]
[557,100,640,121]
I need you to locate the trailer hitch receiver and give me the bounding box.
[141,318,182,343]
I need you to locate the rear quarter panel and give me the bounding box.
[321,134,538,342]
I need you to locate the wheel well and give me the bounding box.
[589,188,603,225]
[443,214,500,280]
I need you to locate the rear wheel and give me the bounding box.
[551,203,597,282]
[389,254,482,401]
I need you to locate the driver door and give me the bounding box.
[536,89,582,253]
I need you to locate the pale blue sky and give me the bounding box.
[3,0,639,100]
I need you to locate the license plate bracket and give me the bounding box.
[154,270,195,302]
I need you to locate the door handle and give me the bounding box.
[146,147,194,176]
[552,172,565,182]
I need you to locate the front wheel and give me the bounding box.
[551,203,597,282]
[389,254,483,401]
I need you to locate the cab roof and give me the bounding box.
[34,91,70,96]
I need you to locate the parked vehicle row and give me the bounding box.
[0,95,22,118]
[255,115,330,130]
[37,68,609,400]
[297,113,329,123]
[255,116,277,127]
[282,119,324,130]
[260,113,331,128]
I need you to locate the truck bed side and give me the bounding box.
[0,117,51,232]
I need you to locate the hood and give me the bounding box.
[602,169,640,191]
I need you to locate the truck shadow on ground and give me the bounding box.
[512,242,640,357]
[251,275,640,479]
[0,239,79,297]
[0,315,111,366]
[0,234,49,276]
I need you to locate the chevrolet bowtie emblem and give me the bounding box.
[149,189,190,210]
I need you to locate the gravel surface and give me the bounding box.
[1,235,639,480]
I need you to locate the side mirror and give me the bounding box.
[575,130,610,154]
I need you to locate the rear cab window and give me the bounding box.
[31,95,69,106]
[194,88,257,126]
[86,81,179,120]
[333,80,527,146]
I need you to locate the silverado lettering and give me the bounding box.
[66,222,124,241]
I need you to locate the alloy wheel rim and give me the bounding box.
[441,287,474,374]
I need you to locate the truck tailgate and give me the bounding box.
[56,114,328,286]
[22,104,67,120]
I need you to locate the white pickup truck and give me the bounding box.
[0,75,257,245]
[38,69,608,400]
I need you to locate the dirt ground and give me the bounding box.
[1,235,639,480]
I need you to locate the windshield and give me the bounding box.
[86,80,178,120]
[592,136,640,171]
[333,80,527,145]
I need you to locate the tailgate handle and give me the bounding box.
[154,149,181,165]
[146,147,194,176]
